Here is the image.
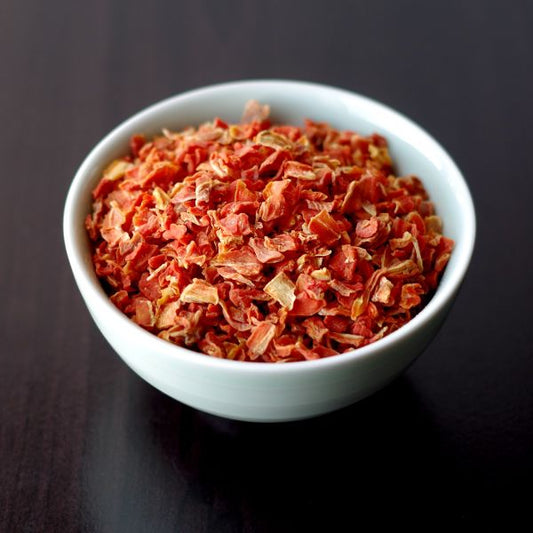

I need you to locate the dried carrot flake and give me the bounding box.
[180,279,219,305]
[247,322,276,359]
[86,101,453,362]
[264,272,297,310]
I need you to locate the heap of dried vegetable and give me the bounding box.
[86,101,453,362]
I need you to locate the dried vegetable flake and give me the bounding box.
[86,101,453,362]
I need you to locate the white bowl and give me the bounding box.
[63,80,476,422]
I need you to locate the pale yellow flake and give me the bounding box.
[180,279,219,305]
[263,272,296,310]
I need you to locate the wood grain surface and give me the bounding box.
[1,1,532,531]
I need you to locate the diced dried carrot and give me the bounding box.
[87,101,453,362]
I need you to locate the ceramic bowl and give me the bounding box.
[63,80,475,422]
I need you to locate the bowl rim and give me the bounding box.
[63,78,476,374]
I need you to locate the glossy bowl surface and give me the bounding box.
[64,80,475,422]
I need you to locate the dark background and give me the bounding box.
[1,1,532,531]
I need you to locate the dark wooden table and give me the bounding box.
[2,1,532,531]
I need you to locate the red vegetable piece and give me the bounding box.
[86,103,453,362]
